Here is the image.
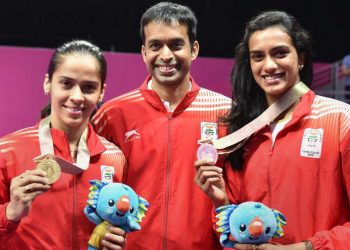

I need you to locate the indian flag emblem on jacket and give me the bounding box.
[201,122,218,140]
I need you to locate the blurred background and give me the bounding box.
[1,0,350,61]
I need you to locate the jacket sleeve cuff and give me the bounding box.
[0,203,19,231]
[308,236,322,250]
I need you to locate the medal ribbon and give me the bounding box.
[35,115,91,174]
[212,81,310,153]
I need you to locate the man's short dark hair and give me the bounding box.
[140,2,198,45]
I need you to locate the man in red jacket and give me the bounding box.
[92,2,231,250]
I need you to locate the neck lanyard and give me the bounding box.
[34,115,91,174]
[212,81,309,153]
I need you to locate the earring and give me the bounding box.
[97,100,103,107]
[299,65,304,71]
[44,91,49,95]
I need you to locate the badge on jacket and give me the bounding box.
[101,165,115,183]
[201,122,218,140]
[300,128,323,158]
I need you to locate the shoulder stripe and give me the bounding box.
[109,90,142,102]
[103,97,144,113]
[187,88,231,111]
[11,127,38,136]
[98,136,123,153]
[103,149,123,154]
[198,88,231,98]
[304,109,350,120]
[93,110,108,132]
[194,95,231,100]
[0,140,16,146]
[0,147,15,153]
[117,93,143,102]
[304,96,350,120]
[0,128,38,142]
[192,99,232,105]
[303,95,350,141]
[187,106,231,111]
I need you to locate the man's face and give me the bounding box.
[141,21,199,88]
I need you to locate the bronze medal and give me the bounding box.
[36,159,61,184]
[197,143,218,164]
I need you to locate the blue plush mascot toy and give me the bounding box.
[216,201,286,248]
[84,180,149,250]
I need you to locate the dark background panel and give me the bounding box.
[1,0,349,62]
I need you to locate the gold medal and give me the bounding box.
[36,159,61,184]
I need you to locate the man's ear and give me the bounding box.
[141,45,147,64]
[191,41,199,61]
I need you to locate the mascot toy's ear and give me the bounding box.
[84,180,109,225]
[135,197,149,223]
[125,196,150,232]
[215,204,238,248]
[272,209,287,238]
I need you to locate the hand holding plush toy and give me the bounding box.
[84,180,149,250]
[216,201,286,248]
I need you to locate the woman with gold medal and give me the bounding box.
[0,40,127,249]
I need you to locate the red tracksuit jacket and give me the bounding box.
[0,123,126,249]
[93,76,231,250]
[225,91,350,249]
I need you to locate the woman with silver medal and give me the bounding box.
[195,11,350,250]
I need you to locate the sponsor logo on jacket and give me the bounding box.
[124,129,141,143]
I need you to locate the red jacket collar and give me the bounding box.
[139,75,200,114]
[290,89,314,120]
[50,123,105,157]
[259,89,314,135]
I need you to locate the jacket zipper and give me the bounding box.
[72,176,77,249]
[268,126,284,207]
[267,141,274,207]
[163,114,173,250]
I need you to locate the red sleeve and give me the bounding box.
[92,104,114,143]
[308,130,350,249]
[92,106,108,137]
[92,101,131,159]
[115,148,127,183]
[0,156,19,237]
[210,161,238,242]
[223,161,240,204]
[0,203,19,235]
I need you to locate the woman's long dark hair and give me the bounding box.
[223,11,313,170]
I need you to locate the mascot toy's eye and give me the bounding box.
[108,199,115,207]
[239,224,247,232]
[130,207,134,213]
[215,201,286,248]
